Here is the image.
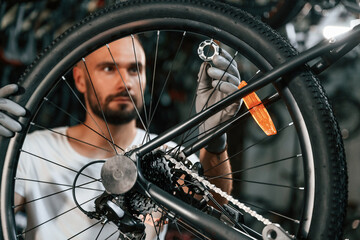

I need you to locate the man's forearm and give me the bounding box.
[199,148,233,205]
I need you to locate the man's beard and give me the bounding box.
[86,87,140,125]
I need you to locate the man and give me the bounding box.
[0,36,241,239]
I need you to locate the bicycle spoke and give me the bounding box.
[172,218,211,240]
[175,89,280,159]
[172,219,185,239]
[61,76,125,152]
[14,177,101,191]
[131,35,149,129]
[148,31,187,128]
[175,172,240,230]
[170,167,302,233]
[240,200,301,224]
[104,230,119,240]
[30,122,112,152]
[68,220,102,240]
[147,30,160,137]
[203,122,295,174]
[106,44,147,133]
[19,149,99,180]
[198,51,239,112]
[177,38,217,148]
[206,193,249,234]
[19,195,100,236]
[13,178,101,208]
[95,222,106,240]
[172,175,247,232]
[224,177,304,190]
[148,213,162,238]
[206,154,303,181]
[0,1,347,239]
[82,58,119,155]
[190,50,239,139]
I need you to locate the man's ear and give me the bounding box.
[73,66,86,94]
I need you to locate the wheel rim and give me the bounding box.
[1,12,316,240]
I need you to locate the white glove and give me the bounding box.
[0,84,26,137]
[196,49,242,153]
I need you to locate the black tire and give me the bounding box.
[0,0,347,239]
[220,0,307,29]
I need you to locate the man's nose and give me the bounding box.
[116,68,133,89]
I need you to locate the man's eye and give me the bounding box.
[103,66,115,72]
[129,67,139,74]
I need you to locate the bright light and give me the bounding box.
[322,26,351,39]
[322,19,360,39]
[350,19,360,28]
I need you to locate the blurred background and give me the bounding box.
[0,0,359,238]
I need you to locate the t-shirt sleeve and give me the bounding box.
[14,149,30,197]
[14,134,36,197]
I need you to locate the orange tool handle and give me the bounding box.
[238,81,277,136]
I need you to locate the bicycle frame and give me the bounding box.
[137,24,360,158]
[134,24,360,239]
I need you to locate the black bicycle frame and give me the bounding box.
[134,24,360,239]
[137,24,360,158]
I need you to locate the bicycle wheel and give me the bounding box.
[0,0,347,239]
[220,0,307,29]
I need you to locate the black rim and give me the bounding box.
[1,6,316,239]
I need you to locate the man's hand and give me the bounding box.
[0,84,26,137]
[196,49,242,153]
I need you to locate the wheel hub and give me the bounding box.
[101,155,137,194]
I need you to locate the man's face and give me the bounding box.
[75,37,146,125]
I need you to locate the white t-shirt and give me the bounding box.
[16,126,197,240]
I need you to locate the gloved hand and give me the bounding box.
[196,49,242,153]
[0,84,26,137]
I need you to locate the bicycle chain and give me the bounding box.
[164,154,272,226]
[127,145,272,226]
